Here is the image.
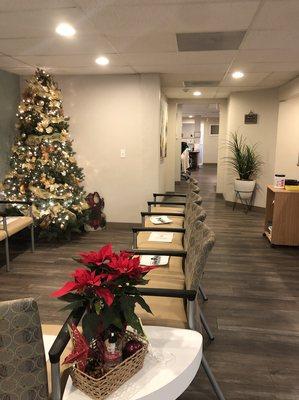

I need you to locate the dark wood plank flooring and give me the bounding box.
[1,165,299,400]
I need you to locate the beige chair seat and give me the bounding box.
[0,216,33,237]
[137,269,187,329]
[0,229,7,241]
[137,296,187,329]
[137,231,184,250]
[146,256,184,278]
[42,324,73,396]
[149,206,184,214]
[144,215,184,229]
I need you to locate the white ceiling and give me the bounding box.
[182,103,219,119]
[0,0,299,99]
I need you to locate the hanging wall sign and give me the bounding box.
[244,111,258,124]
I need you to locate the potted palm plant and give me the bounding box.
[226,133,263,200]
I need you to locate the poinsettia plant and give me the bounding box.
[52,244,156,342]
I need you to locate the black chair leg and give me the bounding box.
[200,311,215,341]
[201,355,226,400]
[199,283,208,301]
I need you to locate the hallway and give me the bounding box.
[180,165,299,400]
[0,166,298,400]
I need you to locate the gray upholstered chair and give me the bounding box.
[133,221,225,400]
[0,298,83,400]
[0,200,35,271]
[134,196,204,250]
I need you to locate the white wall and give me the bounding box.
[222,89,279,207]
[216,102,228,193]
[50,74,161,223]
[203,116,219,164]
[0,70,19,181]
[182,122,194,138]
[275,80,299,180]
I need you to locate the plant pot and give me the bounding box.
[234,179,256,200]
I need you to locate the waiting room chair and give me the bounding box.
[0,200,35,271]
[0,297,84,400]
[132,221,225,400]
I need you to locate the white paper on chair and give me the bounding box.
[148,232,174,243]
[140,255,169,266]
[150,216,172,225]
[0,217,19,227]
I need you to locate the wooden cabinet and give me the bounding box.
[264,185,299,246]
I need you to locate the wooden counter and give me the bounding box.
[264,185,299,246]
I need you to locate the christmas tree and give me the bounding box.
[1,69,89,239]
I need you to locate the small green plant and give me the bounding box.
[226,133,263,180]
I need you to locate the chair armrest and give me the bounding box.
[141,211,185,217]
[148,201,186,206]
[132,227,185,233]
[48,307,85,364]
[128,248,187,257]
[153,193,187,199]
[138,287,196,301]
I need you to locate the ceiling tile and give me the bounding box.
[230,61,299,74]
[0,7,96,38]
[252,0,299,30]
[163,86,218,99]
[161,72,225,87]
[123,51,236,66]
[16,53,128,68]
[133,63,229,74]
[235,49,299,64]
[48,66,135,74]
[241,30,299,50]
[107,33,177,53]
[0,0,75,11]
[0,35,116,56]
[220,72,270,87]
[84,1,260,36]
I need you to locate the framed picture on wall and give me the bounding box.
[210,124,219,135]
[160,97,168,158]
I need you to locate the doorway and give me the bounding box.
[181,103,220,171]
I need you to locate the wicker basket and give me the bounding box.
[70,333,148,400]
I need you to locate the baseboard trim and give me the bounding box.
[107,222,142,230]
[225,200,265,213]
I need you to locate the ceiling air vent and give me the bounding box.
[184,81,220,87]
[176,31,246,52]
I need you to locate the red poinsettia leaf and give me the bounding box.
[51,281,78,298]
[96,287,114,306]
[97,243,113,261]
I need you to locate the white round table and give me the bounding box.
[44,326,202,400]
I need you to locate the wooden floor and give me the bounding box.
[1,165,299,400]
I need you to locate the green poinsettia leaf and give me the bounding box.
[58,293,84,303]
[82,312,100,342]
[101,306,123,330]
[135,296,153,315]
[60,300,84,312]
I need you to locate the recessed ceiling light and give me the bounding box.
[55,22,76,37]
[232,71,244,79]
[95,56,110,66]
[193,91,202,96]
[188,115,193,118]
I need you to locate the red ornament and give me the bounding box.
[123,339,143,359]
